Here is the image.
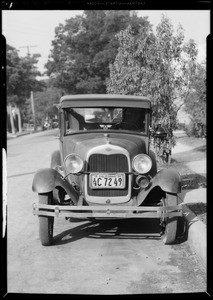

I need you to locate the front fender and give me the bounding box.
[148,149,157,177]
[32,168,79,202]
[137,168,181,205]
[154,168,181,193]
[51,150,61,169]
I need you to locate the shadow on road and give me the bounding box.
[52,218,188,246]
[53,219,161,245]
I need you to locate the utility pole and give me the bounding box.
[19,45,38,56]
[8,105,15,134]
[30,91,37,132]
[16,105,22,133]
[19,46,38,131]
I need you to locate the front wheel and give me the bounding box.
[38,192,54,246]
[160,193,178,245]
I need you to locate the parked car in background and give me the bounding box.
[32,94,182,246]
[51,119,59,128]
[42,120,51,130]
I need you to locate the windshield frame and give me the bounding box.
[61,106,150,137]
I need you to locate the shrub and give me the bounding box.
[185,121,206,138]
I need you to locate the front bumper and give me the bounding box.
[33,203,182,219]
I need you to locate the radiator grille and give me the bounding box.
[87,154,129,197]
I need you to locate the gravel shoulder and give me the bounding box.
[171,135,206,225]
[154,133,206,225]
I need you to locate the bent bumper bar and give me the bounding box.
[33,204,182,219]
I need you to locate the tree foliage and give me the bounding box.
[19,78,62,125]
[45,10,150,94]
[184,63,206,137]
[33,87,61,124]
[6,44,43,107]
[107,14,198,147]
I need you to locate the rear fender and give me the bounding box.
[32,168,79,202]
[137,168,181,205]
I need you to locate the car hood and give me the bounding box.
[62,132,148,161]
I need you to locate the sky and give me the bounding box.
[2,10,210,75]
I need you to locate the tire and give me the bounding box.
[160,193,178,245]
[38,192,54,246]
[50,152,63,204]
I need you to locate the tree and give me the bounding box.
[33,87,61,126]
[107,14,198,158]
[7,44,42,105]
[45,10,150,94]
[6,44,44,131]
[184,63,206,137]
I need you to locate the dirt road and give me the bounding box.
[6,130,206,294]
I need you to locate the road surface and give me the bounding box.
[6,130,206,294]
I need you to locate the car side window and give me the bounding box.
[65,108,85,132]
[123,108,146,132]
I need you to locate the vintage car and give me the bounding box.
[32,94,182,246]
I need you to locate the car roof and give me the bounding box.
[60,94,151,109]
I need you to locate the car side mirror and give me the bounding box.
[149,126,154,135]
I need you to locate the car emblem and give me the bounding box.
[104,133,111,144]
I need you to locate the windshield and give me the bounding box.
[64,107,148,134]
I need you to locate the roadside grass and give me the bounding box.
[186,203,207,225]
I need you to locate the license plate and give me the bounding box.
[90,173,125,189]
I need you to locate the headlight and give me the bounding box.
[132,154,152,174]
[64,154,84,174]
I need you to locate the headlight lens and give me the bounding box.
[64,154,84,174]
[132,154,152,174]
